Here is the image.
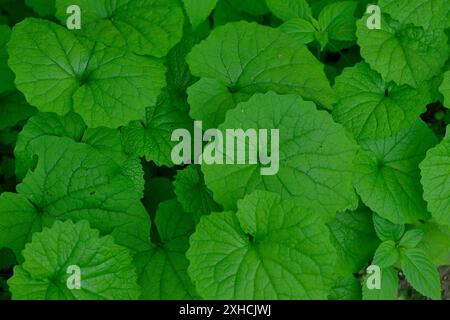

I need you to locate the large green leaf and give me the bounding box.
[187,191,336,299]
[8,220,140,300]
[8,18,166,128]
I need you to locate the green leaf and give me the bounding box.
[329,208,380,275]
[440,71,450,109]
[333,62,430,141]
[25,0,55,16]
[378,0,450,31]
[373,213,405,242]
[14,112,144,195]
[187,78,250,129]
[279,18,316,44]
[0,91,37,131]
[202,92,358,216]
[134,200,198,299]
[187,21,336,110]
[121,90,193,167]
[399,230,424,249]
[183,0,218,29]
[420,126,450,226]
[362,267,399,300]
[55,0,184,57]
[0,136,150,256]
[266,0,311,21]
[174,165,221,222]
[373,241,399,268]
[400,248,441,300]
[356,14,449,87]
[0,25,15,94]
[417,222,450,266]
[329,275,362,300]
[354,121,438,224]
[8,220,140,300]
[8,18,166,128]
[186,191,336,299]
[318,1,357,42]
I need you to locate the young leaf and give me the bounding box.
[354,121,438,224]
[55,0,184,57]
[373,241,399,268]
[8,18,166,128]
[266,0,311,21]
[420,126,450,226]
[187,21,336,110]
[134,200,198,299]
[279,18,316,44]
[186,191,336,299]
[318,1,357,42]
[417,222,450,266]
[333,62,430,141]
[399,230,424,249]
[373,214,405,242]
[362,267,399,300]
[202,92,358,217]
[400,248,441,300]
[8,220,140,300]
[356,14,449,87]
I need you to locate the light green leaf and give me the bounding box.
[8,18,166,128]
[356,14,449,87]
[266,0,311,21]
[187,191,336,299]
[329,208,380,275]
[0,136,150,255]
[187,21,336,110]
[8,220,140,300]
[121,90,193,167]
[420,127,450,226]
[373,241,399,268]
[318,1,357,42]
[373,214,405,242]
[378,0,450,31]
[279,18,316,44]
[400,248,441,300]
[362,267,398,300]
[183,0,218,29]
[134,200,198,299]
[354,121,438,224]
[174,166,221,222]
[333,62,430,141]
[0,25,15,94]
[202,92,358,216]
[55,0,184,57]
[399,229,424,249]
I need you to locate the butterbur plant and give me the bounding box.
[0,0,448,301]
